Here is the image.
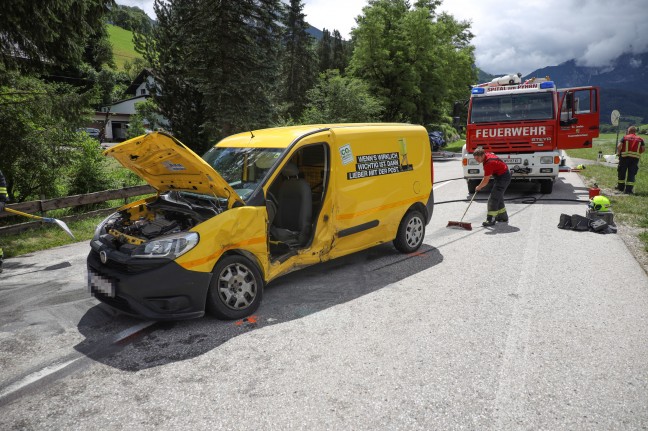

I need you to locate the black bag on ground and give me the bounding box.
[557,213,572,229]
[589,218,608,232]
[570,214,590,231]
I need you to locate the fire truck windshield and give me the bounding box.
[470,92,554,124]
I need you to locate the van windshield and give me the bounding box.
[470,92,554,124]
[202,146,283,200]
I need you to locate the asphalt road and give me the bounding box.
[1,157,647,430]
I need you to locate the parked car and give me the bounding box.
[79,128,101,140]
[428,131,446,152]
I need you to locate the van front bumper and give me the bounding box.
[87,250,212,320]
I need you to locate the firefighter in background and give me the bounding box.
[0,168,6,273]
[617,126,645,194]
[473,147,512,226]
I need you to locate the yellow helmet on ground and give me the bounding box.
[590,195,611,212]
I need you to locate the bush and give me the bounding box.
[67,135,112,201]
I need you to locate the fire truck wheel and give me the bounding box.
[467,180,479,194]
[394,210,425,253]
[540,180,553,194]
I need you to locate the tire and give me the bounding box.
[206,255,264,320]
[467,179,479,194]
[540,179,554,194]
[393,210,425,253]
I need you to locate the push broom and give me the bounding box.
[446,191,477,231]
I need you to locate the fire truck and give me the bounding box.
[461,73,600,193]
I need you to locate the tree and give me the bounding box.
[279,0,317,120]
[134,0,209,152]
[317,29,333,73]
[300,70,384,123]
[0,73,96,201]
[191,0,282,139]
[0,0,115,74]
[349,0,476,125]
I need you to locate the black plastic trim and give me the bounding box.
[338,220,379,238]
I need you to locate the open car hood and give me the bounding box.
[105,132,244,207]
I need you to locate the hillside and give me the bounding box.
[107,24,142,70]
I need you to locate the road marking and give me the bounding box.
[433,180,452,191]
[0,356,82,399]
[0,321,156,402]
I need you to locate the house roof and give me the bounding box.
[125,68,155,95]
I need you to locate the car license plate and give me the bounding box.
[502,158,522,164]
[88,270,115,298]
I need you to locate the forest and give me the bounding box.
[0,0,476,203]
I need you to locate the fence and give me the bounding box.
[0,185,155,236]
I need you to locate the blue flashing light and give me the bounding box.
[471,87,486,94]
[540,81,555,89]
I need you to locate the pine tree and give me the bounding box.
[134,0,209,152]
[317,29,333,73]
[280,0,317,119]
[0,0,114,73]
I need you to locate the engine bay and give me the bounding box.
[99,192,224,252]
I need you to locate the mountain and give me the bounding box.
[524,52,648,124]
[306,25,323,40]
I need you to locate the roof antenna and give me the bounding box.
[250,130,255,139]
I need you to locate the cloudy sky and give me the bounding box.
[116,0,648,76]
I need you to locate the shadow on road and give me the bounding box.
[74,243,444,371]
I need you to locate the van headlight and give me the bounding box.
[132,232,199,259]
[92,213,120,241]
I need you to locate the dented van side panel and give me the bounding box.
[328,127,431,259]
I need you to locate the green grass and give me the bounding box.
[107,24,143,70]
[1,215,106,258]
[566,133,648,235]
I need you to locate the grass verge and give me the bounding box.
[567,133,648,251]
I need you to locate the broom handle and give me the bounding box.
[459,191,478,223]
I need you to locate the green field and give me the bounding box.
[107,24,142,70]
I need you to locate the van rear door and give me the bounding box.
[556,86,600,150]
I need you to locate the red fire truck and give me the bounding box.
[461,73,600,193]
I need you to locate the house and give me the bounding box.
[91,68,165,142]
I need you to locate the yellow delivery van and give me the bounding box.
[87,124,434,320]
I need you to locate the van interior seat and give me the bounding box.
[270,162,312,247]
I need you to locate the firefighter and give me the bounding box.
[617,126,645,194]
[0,168,6,273]
[473,147,512,226]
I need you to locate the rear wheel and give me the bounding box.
[467,179,479,194]
[540,179,554,194]
[206,255,264,320]
[393,210,425,253]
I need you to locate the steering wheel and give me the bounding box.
[266,191,278,206]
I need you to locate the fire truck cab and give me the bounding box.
[462,75,599,193]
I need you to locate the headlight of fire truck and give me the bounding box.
[540,156,554,164]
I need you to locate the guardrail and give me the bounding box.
[0,185,155,236]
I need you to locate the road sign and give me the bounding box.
[611,110,620,126]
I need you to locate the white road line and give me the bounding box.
[433,180,453,191]
[0,321,156,401]
[0,356,83,399]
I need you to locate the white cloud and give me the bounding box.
[116,0,648,76]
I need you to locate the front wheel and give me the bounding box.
[206,255,264,320]
[393,210,425,253]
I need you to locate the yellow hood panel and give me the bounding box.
[105,132,243,206]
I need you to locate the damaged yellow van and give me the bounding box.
[87,124,434,320]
